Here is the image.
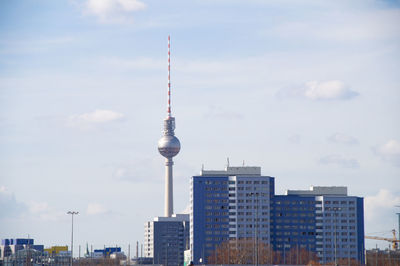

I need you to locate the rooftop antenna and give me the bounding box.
[242,160,245,166]
[227,157,230,168]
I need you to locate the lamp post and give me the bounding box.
[250,192,259,266]
[67,211,79,266]
[165,243,170,266]
[332,207,341,266]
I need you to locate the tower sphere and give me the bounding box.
[158,135,181,158]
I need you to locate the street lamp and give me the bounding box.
[67,211,79,266]
[332,207,341,266]
[250,192,259,266]
[165,243,170,266]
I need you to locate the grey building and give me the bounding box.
[144,214,189,266]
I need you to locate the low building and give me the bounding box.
[93,247,122,258]
[44,245,68,256]
[1,238,44,260]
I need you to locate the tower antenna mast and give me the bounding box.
[158,35,181,217]
[167,35,171,117]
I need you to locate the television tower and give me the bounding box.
[158,35,181,217]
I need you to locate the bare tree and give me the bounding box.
[207,238,323,265]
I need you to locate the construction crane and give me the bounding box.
[365,229,400,250]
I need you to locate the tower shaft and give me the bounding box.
[164,158,174,217]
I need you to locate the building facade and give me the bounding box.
[144,214,189,266]
[190,166,274,263]
[271,195,317,255]
[190,166,365,265]
[285,187,364,264]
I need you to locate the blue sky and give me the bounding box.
[1,0,400,254]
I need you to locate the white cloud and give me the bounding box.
[319,154,360,168]
[204,105,243,120]
[373,139,400,167]
[0,36,74,55]
[0,187,65,222]
[73,109,124,123]
[276,80,358,101]
[101,57,163,70]
[288,134,301,144]
[27,201,66,221]
[67,109,124,129]
[304,80,358,100]
[87,203,108,215]
[113,168,128,179]
[83,0,146,23]
[0,186,27,218]
[365,189,400,222]
[28,201,49,213]
[112,157,164,183]
[328,133,358,145]
[0,185,12,196]
[269,9,400,43]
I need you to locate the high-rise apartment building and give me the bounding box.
[144,214,189,266]
[189,166,365,264]
[271,194,317,254]
[189,166,275,263]
[280,187,365,264]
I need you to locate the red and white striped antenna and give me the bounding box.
[167,35,171,117]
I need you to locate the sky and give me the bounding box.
[0,0,400,255]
